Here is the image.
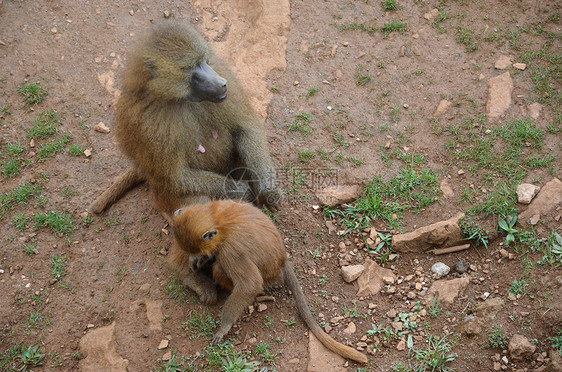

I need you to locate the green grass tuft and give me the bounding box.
[18,82,48,104]
[27,110,60,139]
[34,210,76,236]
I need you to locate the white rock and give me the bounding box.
[516,183,540,204]
[431,262,450,277]
[94,122,111,134]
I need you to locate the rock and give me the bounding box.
[356,259,396,296]
[158,339,169,350]
[382,276,395,285]
[517,183,540,204]
[139,283,151,292]
[460,316,482,336]
[434,99,452,117]
[341,265,365,283]
[508,334,536,361]
[288,358,300,364]
[486,72,513,119]
[396,339,406,351]
[494,55,512,69]
[528,102,542,119]
[97,71,121,105]
[424,8,439,21]
[454,258,468,274]
[529,214,540,225]
[543,350,562,372]
[513,63,526,70]
[94,122,111,134]
[426,277,469,304]
[440,180,454,199]
[392,212,465,252]
[499,249,509,258]
[518,178,562,227]
[316,185,362,206]
[307,333,346,372]
[78,323,129,371]
[343,322,356,334]
[474,297,504,318]
[162,351,172,361]
[431,262,450,277]
[257,303,267,312]
[146,301,163,331]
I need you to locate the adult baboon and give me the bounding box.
[90,20,281,216]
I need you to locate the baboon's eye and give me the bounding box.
[202,229,217,240]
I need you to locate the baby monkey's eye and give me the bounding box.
[202,229,217,240]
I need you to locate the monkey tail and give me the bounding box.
[89,168,144,214]
[282,263,368,364]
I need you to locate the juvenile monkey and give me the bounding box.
[90,20,281,215]
[171,200,368,364]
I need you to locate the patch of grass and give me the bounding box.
[381,20,406,38]
[204,341,259,371]
[34,211,75,236]
[68,144,86,156]
[181,310,218,339]
[5,142,25,157]
[459,215,489,248]
[264,315,275,330]
[23,242,38,255]
[549,330,562,356]
[324,167,439,233]
[408,335,457,372]
[298,150,316,164]
[508,279,528,296]
[456,25,478,52]
[539,231,562,266]
[37,133,71,162]
[306,86,318,98]
[288,113,313,138]
[18,81,48,104]
[165,277,188,304]
[339,22,377,35]
[0,182,42,220]
[27,110,60,139]
[12,213,29,231]
[60,186,79,198]
[1,159,21,179]
[50,255,68,281]
[389,105,401,122]
[381,0,397,11]
[355,65,372,86]
[428,297,442,318]
[254,342,278,365]
[493,118,544,149]
[488,324,509,349]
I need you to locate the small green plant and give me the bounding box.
[68,144,86,156]
[270,87,280,93]
[540,231,562,265]
[288,113,313,138]
[37,133,71,162]
[389,105,401,122]
[381,20,406,38]
[456,25,478,52]
[254,342,278,365]
[12,213,29,231]
[508,279,528,296]
[355,65,372,86]
[19,344,45,368]
[459,215,489,248]
[408,335,457,372]
[308,247,321,260]
[366,323,396,342]
[19,81,48,104]
[165,277,188,304]
[343,303,359,318]
[306,86,318,98]
[34,210,76,236]
[298,150,316,164]
[50,254,68,281]
[488,324,509,349]
[428,296,442,318]
[264,315,274,330]
[1,158,21,179]
[27,110,60,139]
[498,213,518,246]
[285,318,296,326]
[23,242,38,255]
[381,0,397,11]
[181,310,218,339]
[0,182,42,220]
[549,330,562,356]
[60,186,79,198]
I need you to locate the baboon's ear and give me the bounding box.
[173,208,184,217]
[202,229,218,240]
[145,59,157,77]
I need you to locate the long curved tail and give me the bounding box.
[89,167,144,214]
[282,263,368,364]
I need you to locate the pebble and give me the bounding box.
[431,262,450,277]
[158,340,168,350]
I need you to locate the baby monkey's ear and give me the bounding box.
[202,229,218,240]
[173,207,185,217]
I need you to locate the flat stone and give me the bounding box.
[513,63,526,70]
[356,259,396,296]
[426,277,469,304]
[434,99,452,117]
[146,301,163,331]
[392,212,465,252]
[396,339,406,351]
[517,183,540,204]
[508,334,536,361]
[316,185,362,206]
[158,339,169,350]
[424,8,439,21]
[486,72,513,119]
[78,323,129,371]
[307,333,346,372]
[518,178,562,227]
[341,265,365,283]
[494,55,512,69]
[440,180,454,199]
[343,321,356,334]
[528,102,542,119]
[94,122,111,134]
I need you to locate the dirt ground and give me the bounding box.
[0,0,561,371]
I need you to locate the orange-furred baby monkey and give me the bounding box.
[171,199,368,364]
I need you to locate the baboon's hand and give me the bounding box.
[212,328,228,344]
[259,187,283,211]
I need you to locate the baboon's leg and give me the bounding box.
[89,167,144,214]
